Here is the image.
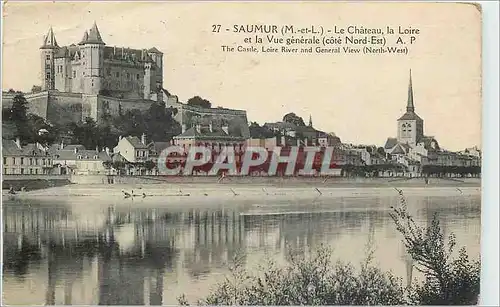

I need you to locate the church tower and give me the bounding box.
[397,70,424,147]
[80,22,105,94]
[40,27,59,90]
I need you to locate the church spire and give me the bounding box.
[40,26,59,49]
[407,69,415,112]
[308,114,313,127]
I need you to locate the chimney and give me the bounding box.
[15,137,21,148]
[105,147,110,155]
[141,133,146,145]
[96,145,99,153]
[118,135,122,142]
[209,122,213,132]
[181,124,186,133]
[195,124,201,133]
[222,124,229,134]
[60,140,64,150]
[74,147,78,154]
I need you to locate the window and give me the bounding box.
[21,168,24,175]
[127,73,130,79]
[77,155,82,159]
[46,64,51,69]
[46,55,51,60]
[29,158,33,165]
[136,74,140,80]
[30,169,33,174]
[3,157,6,165]
[3,168,6,174]
[20,158,24,165]
[42,158,45,165]
[35,169,38,174]
[73,71,76,78]
[115,71,120,78]
[46,73,51,79]
[107,68,111,76]
[93,155,98,159]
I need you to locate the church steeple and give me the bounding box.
[40,26,59,49]
[407,69,415,112]
[308,114,313,127]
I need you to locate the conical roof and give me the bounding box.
[78,30,89,45]
[40,27,59,49]
[407,69,414,112]
[85,22,105,45]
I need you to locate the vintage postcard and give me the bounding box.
[1,1,484,306]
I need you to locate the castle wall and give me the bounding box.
[54,57,72,92]
[98,95,154,120]
[71,61,85,93]
[46,92,83,124]
[2,92,49,119]
[1,92,16,108]
[27,92,50,119]
[176,104,250,138]
[102,61,145,99]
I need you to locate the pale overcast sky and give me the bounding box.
[2,2,481,150]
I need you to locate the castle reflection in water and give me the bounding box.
[2,196,480,305]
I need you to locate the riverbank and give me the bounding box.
[6,180,480,201]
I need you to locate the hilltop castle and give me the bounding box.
[2,23,250,137]
[40,23,163,100]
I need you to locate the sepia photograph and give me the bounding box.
[1,1,491,306]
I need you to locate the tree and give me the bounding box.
[249,122,274,139]
[187,96,211,108]
[283,112,305,126]
[31,85,42,93]
[9,94,29,123]
[70,117,100,149]
[390,192,480,305]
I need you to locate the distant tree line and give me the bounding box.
[422,165,481,177]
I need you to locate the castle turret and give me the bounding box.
[81,22,105,95]
[146,47,164,100]
[40,27,59,90]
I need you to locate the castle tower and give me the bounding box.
[40,27,59,90]
[397,70,424,146]
[81,22,105,95]
[145,48,164,100]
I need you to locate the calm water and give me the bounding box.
[2,191,481,305]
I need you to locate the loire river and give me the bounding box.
[2,188,481,305]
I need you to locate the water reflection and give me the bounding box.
[2,194,480,305]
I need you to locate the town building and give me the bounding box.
[51,144,112,175]
[113,134,150,163]
[2,138,54,175]
[171,121,247,174]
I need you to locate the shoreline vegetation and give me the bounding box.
[177,192,481,305]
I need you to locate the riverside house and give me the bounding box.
[2,138,54,175]
[51,144,112,175]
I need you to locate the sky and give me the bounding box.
[2,2,481,151]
